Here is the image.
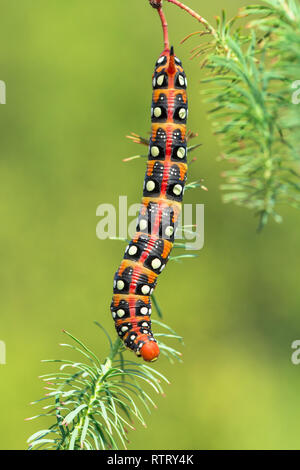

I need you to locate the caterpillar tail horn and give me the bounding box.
[167,45,176,74]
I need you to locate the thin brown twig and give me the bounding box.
[149,0,216,37]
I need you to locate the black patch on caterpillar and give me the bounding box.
[175,72,187,89]
[143,162,164,197]
[155,55,167,67]
[166,164,187,202]
[172,128,183,144]
[126,234,150,257]
[173,95,188,124]
[124,331,138,349]
[135,297,152,316]
[148,128,167,160]
[143,178,161,197]
[151,93,168,123]
[171,143,187,162]
[138,319,152,329]
[135,274,157,296]
[113,266,134,294]
[142,238,169,273]
[160,205,177,242]
[136,212,150,235]
[116,322,132,338]
[153,72,168,89]
[110,299,130,320]
[136,201,159,235]
[144,254,167,274]
[148,142,166,160]
[124,241,140,261]
[155,127,167,146]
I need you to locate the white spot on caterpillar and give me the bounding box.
[178,75,185,86]
[130,335,136,340]
[121,326,128,332]
[141,285,150,295]
[151,258,161,269]
[178,108,186,119]
[177,147,185,159]
[157,75,164,86]
[157,56,165,64]
[142,322,148,327]
[154,107,162,118]
[117,280,125,291]
[128,245,138,256]
[146,180,155,192]
[139,219,147,231]
[152,77,156,87]
[173,184,183,196]
[165,226,174,237]
[140,307,148,315]
[112,311,116,319]
[151,146,159,157]
[117,309,126,318]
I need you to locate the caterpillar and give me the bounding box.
[110,45,188,362]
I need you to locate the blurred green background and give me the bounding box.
[1,0,300,450]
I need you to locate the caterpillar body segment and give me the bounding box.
[110,47,188,362]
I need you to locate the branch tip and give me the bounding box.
[149,0,162,8]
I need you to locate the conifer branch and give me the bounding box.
[26,322,182,450]
[185,0,300,229]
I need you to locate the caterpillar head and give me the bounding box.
[140,340,160,362]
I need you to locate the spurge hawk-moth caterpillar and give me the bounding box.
[110,44,188,362]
